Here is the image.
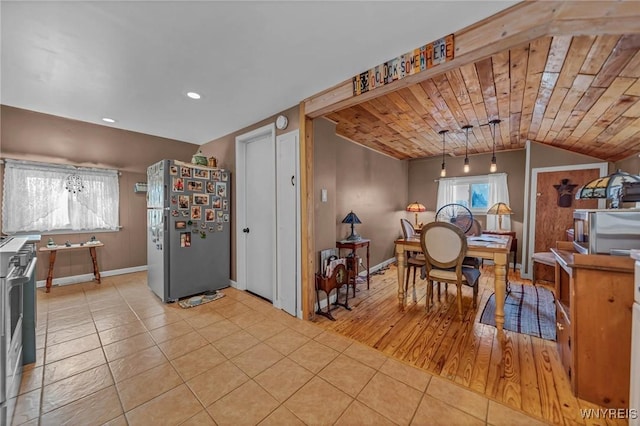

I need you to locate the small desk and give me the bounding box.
[39,243,104,292]
[483,230,517,272]
[336,238,370,290]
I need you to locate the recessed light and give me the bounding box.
[186,92,201,100]
[102,117,116,123]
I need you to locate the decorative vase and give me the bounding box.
[208,156,217,168]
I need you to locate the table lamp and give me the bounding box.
[341,211,362,241]
[575,169,640,208]
[487,202,512,230]
[406,202,426,227]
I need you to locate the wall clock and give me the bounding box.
[275,115,288,130]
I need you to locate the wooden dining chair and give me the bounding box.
[420,222,481,319]
[400,218,426,302]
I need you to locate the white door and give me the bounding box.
[276,131,299,316]
[243,129,275,300]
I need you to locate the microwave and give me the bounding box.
[573,209,640,254]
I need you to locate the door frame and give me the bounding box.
[276,130,302,317]
[235,123,277,303]
[522,161,607,279]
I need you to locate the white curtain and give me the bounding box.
[436,173,511,231]
[486,173,511,230]
[3,159,119,233]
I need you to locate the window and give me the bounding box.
[436,173,511,229]
[2,159,119,233]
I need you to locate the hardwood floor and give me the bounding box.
[312,264,625,426]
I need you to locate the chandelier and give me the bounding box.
[65,173,85,194]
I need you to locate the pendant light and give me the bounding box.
[439,130,448,177]
[489,119,501,173]
[462,124,472,173]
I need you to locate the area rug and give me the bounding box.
[178,290,225,309]
[480,283,556,341]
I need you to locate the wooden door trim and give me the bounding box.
[522,162,607,279]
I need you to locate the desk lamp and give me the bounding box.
[406,202,426,227]
[487,202,512,230]
[341,211,362,241]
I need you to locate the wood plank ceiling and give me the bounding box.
[326,34,640,162]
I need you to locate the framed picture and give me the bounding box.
[212,171,221,181]
[187,180,203,192]
[181,166,192,178]
[215,182,227,198]
[191,206,202,220]
[175,220,187,229]
[212,196,221,209]
[221,172,229,182]
[194,168,209,179]
[222,199,228,211]
[180,232,191,248]
[169,165,178,175]
[193,194,209,205]
[206,181,215,194]
[178,195,189,209]
[172,177,184,192]
[205,208,215,222]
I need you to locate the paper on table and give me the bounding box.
[467,235,506,243]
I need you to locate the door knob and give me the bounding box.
[243,228,250,233]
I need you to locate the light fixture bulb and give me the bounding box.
[488,119,501,173]
[438,129,449,179]
[186,92,201,99]
[462,124,472,174]
[464,158,470,173]
[490,157,497,173]
[440,164,446,177]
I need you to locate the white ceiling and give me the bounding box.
[1,1,518,145]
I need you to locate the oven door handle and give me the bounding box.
[8,257,37,289]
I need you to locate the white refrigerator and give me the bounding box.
[146,159,230,302]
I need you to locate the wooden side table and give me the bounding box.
[38,242,104,292]
[482,230,517,272]
[336,238,370,291]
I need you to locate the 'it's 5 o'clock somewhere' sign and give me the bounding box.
[352,34,454,96]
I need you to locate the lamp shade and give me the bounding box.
[487,202,513,216]
[341,211,362,224]
[576,170,640,207]
[406,202,426,227]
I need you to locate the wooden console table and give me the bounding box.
[39,243,103,292]
[336,238,370,290]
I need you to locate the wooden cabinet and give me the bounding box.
[552,246,634,408]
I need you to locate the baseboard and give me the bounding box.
[36,265,148,288]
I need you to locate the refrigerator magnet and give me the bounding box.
[223,214,229,223]
[175,221,187,229]
[180,232,191,247]
[209,226,215,232]
[205,209,215,222]
[171,196,177,204]
[217,210,223,218]
[169,165,178,175]
[172,178,184,192]
[217,216,223,223]
[187,180,203,192]
[181,166,192,178]
[193,194,209,205]
[191,206,202,220]
[192,228,199,233]
[223,200,228,211]
[171,210,179,217]
[194,169,209,179]
[222,172,229,182]
[200,222,207,229]
[200,231,207,239]
[215,182,227,198]
[212,196,221,209]
[206,181,215,193]
[181,210,189,217]
[216,224,224,232]
[178,195,190,209]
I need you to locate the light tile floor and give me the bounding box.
[10,272,550,425]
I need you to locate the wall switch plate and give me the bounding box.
[321,189,328,202]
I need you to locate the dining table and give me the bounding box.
[394,234,512,343]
